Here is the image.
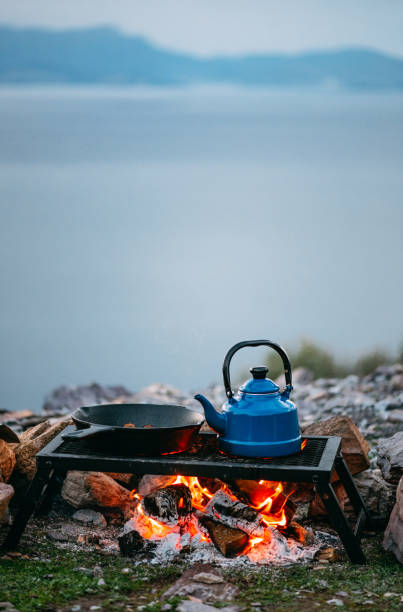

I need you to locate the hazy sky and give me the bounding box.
[1,0,403,57]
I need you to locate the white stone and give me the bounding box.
[192,572,224,584]
[72,508,107,528]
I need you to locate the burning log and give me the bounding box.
[229,479,281,506]
[283,499,297,524]
[205,490,264,536]
[198,514,249,557]
[118,528,157,557]
[143,484,192,524]
[279,520,315,546]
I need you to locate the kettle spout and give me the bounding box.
[194,394,226,435]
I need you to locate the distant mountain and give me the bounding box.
[1,25,403,89]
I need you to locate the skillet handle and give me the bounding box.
[62,424,113,441]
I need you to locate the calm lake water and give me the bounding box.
[0,86,402,412]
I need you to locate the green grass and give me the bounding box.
[0,536,401,611]
[228,538,403,611]
[0,538,182,611]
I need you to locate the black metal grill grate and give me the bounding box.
[54,435,327,468]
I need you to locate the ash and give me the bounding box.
[128,524,338,567]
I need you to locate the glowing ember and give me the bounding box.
[129,472,298,557]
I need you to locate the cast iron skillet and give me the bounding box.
[62,403,204,456]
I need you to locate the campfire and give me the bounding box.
[119,473,315,563]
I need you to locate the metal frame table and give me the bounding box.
[2,427,372,563]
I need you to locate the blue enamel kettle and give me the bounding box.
[195,339,301,458]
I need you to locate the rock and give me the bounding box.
[104,472,136,487]
[130,383,199,409]
[137,474,177,497]
[0,603,20,612]
[390,374,403,391]
[326,599,344,607]
[276,367,314,387]
[0,410,33,423]
[309,468,394,520]
[386,410,403,424]
[14,416,72,480]
[351,469,395,517]
[377,432,403,484]
[193,572,224,584]
[72,509,107,527]
[177,603,218,612]
[303,415,370,475]
[62,471,133,514]
[383,475,403,563]
[74,567,93,576]
[0,441,16,482]
[43,383,133,414]
[162,563,238,602]
[0,483,14,523]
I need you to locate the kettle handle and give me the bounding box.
[223,339,292,399]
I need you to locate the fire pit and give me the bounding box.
[2,427,370,563]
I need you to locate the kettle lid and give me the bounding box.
[239,366,280,394]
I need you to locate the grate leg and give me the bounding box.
[314,478,366,564]
[35,469,66,516]
[1,466,53,551]
[334,454,368,517]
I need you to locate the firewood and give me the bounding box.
[283,499,297,524]
[198,515,249,557]
[0,482,14,523]
[0,440,16,482]
[143,484,192,523]
[198,477,223,494]
[205,490,264,535]
[229,479,280,506]
[118,528,157,557]
[270,491,296,519]
[0,424,19,444]
[14,416,72,480]
[303,415,370,476]
[279,520,315,545]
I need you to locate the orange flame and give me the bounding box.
[129,473,295,554]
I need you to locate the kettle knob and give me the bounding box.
[250,366,269,379]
